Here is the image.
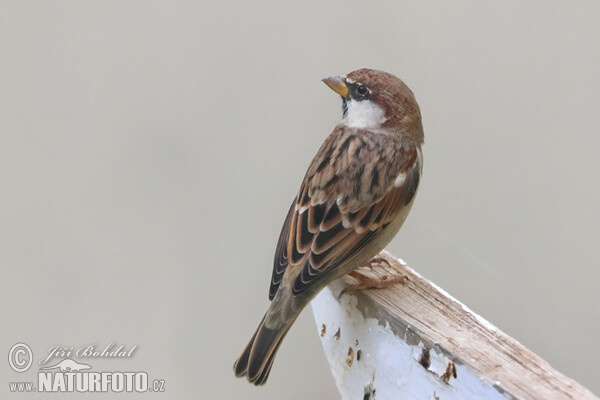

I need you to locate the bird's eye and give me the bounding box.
[356,85,368,95]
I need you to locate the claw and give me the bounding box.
[339,254,407,297]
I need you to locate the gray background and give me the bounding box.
[1,1,598,399]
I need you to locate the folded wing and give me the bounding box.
[268,127,421,299]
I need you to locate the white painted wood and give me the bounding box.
[311,251,598,400]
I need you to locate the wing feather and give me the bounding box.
[269,201,295,300]
[268,126,422,299]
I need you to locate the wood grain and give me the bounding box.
[334,250,598,400]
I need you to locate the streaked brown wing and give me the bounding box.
[267,126,421,299]
[290,172,418,296]
[269,201,295,300]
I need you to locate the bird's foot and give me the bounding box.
[340,253,408,297]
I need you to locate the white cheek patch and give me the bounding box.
[341,99,386,129]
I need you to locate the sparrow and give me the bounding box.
[234,68,424,385]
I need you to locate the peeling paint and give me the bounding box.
[418,347,431,369]
[363,381,376,400]
[441,362,457,384]
[413,342,456,380]
[346,347,355,367]
[312,284,509,400]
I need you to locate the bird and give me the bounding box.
[234,68,424,385]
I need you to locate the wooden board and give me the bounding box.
[311,250,598,400]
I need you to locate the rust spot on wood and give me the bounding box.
[334,327,341,340]
[357,349,362,361]
[346,347,354,367]
[320,323,326,337]
[418,347,431,369]
[441,361,457,383]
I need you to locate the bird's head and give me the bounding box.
[323,68,423,145]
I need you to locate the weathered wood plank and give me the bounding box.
[311,250,597,400]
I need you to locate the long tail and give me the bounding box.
[233,314,293,385]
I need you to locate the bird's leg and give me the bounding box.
[340,253,407,297]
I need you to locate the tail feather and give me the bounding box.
[253,330,287,385]
[233,317,262,378]
[233,315,291,386]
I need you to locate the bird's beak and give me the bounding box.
[322,76,348,98]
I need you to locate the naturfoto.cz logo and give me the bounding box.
[7,342,166,394]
